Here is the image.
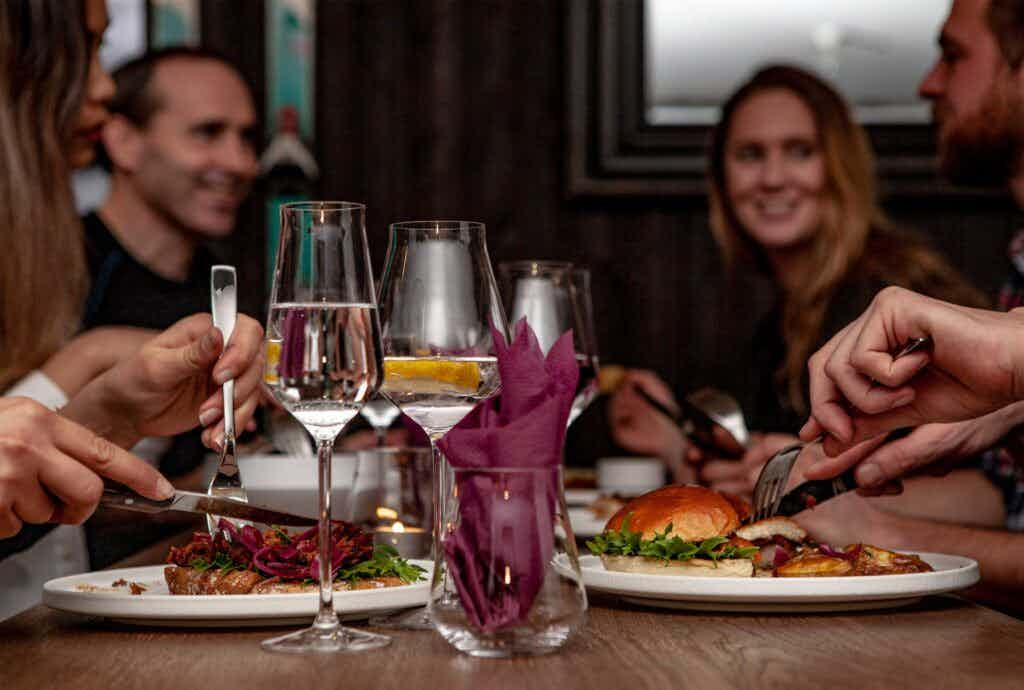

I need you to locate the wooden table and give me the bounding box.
[4,530,1024,690]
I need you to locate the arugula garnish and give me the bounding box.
[189,552,244,573]
[271,526,292,544]
[334,544,426,583]
[586,514,758,563]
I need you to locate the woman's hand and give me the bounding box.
[0,398,173,538]
[700,432,797,498]
[607,369,695,482]
[62,313,265,450]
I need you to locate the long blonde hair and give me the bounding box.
[708,66,987,413]
[0,1,90,389]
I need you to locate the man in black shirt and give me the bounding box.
[82,48,258,567]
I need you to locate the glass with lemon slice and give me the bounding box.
[373,220,508,630]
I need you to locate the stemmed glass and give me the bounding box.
[498,261,600,427]
[262,201,389,653]
[359,394,401,446]
[376,220,508,629]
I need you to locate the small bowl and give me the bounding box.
[596,456,665,495]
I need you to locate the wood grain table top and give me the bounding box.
[3,529,1024,690]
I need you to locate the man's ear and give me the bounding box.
[100,115,144,173]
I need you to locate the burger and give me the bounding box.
[586,485,808,577]
[585,485,934,578]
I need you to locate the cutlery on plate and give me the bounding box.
[206,265,246,532]
[101,486,315,526]
[751,336,931,521]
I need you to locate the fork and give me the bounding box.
[206,265,246,533]
[750,336,931,522]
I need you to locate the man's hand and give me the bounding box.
[800,287,1024,454]
[0,398,173,538]
[62,313,265,450]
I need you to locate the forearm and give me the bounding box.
[872,512,1024,611]
[872,470,1005,527]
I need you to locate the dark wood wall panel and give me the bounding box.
[204,0,1021,401]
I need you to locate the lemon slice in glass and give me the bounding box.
[383,358,481,392]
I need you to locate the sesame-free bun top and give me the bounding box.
[604,485,742,541]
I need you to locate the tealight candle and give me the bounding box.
[373,521,431,559]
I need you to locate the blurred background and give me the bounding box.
[76,0,1019,409]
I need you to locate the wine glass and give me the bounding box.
[497,261,600,427]
[359,394,400,446]
[261,201,389,653]
[375,220,508,629]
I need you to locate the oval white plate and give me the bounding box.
[560,553,979,613]
[43,561,431,627]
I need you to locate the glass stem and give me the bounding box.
[374,426,388,448]
[314,437,340,631]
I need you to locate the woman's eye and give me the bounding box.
[786,142,815,159]
[734,146,762,162]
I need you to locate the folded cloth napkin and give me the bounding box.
[438,318,578,631]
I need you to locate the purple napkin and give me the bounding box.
[438,318,578,631]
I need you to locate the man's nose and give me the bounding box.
[217,134,258,179]
[919,61,945,101]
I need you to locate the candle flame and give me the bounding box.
[503,489,510,501]
[504,565,511,585]
[392,521,406,533]
[376,506,398,520]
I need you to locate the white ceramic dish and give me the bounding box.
[558,553,979,613]
[567,507,608,539]
[43,561,431,627]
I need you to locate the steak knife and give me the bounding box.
[100,487,316,526]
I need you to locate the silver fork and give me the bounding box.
[206,265,246,533]
[750,336,931,522]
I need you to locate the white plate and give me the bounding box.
[564,489,600,506]
[559,553,979,613]
[567,507,608,538]
[43,562,432,627]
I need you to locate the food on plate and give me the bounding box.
[586,494,626,520]
[564,467,597,490]
[163,519,424,595]
[586,485,932,578]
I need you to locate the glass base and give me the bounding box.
[368,606,434,631]
[261,624,391,654]
[434,624,574,658]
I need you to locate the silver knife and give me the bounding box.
[100,487,316,526]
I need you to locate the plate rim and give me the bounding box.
[558,552,980,604]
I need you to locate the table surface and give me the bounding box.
[4,529,1024,690]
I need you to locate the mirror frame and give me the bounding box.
[565,0,989,199]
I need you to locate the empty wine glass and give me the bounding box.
[262,201,388,653]
[497,261,600,427]
[375,220,508,629]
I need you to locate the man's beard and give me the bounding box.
[938,80,1024,188]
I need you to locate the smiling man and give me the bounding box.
[85,47,258,329]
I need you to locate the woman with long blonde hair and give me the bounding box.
[0,0,268,621]
[610,66,992,498]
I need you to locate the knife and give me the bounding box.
[771,427,915,518]
[100,487,316,526]
[633,387,740,453]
